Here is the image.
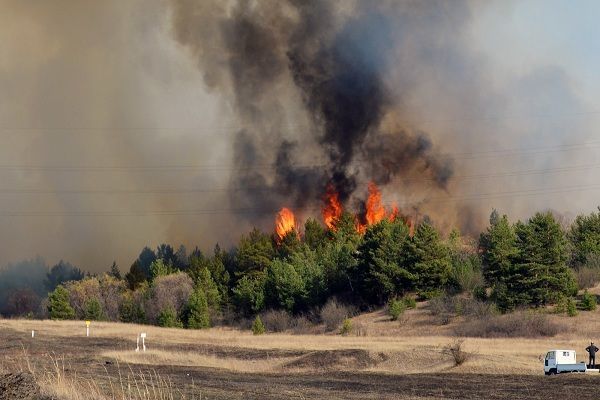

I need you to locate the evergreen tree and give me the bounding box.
[125,260,146,290]
[232,275,266,316]
[265,259,305,312]
[84,297,104,320]
[355,220,412,304]
[405,222,451,296]
[48,285,75,320]
[157,305,183,328]
[187,286,210,329]
[235,228,275,278]
[109,262,121,280]
[513,213,576,306]
[150,259,174,280]
[304,218,327,250]
[479,212,518,287]
[569,209,600,267]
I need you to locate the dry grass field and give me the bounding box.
[3,299,600,399]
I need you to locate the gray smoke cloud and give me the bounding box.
[0,0,595,271]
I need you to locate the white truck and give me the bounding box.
[544,349,599,375]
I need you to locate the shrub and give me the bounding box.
[252,315,265,335]
[403,297,417,309]
[157,306,183,328]
[575,267,600,290]
[291,315,313,334]
[320,298,352,332]
[83,297,104,321]
[47,285,75,320]
[388,298,406,321]
[455,312,566,338]
[261,309,292,332]
[567,298,578,317]
[146,272,193,324]
[444,339,470,366]
[473,286,487,302]
[340,318,352,336]
[581,291,597,311]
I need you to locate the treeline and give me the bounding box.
[6,208,600,328]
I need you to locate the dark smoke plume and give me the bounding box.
[171,0,453,216]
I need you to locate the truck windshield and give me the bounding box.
[545,352,555,360]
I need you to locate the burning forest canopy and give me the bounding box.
[1,1,600,271]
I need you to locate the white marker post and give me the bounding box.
[85,320,91,337]
[135,335,140,352]
[31,330,35,338]
[140,332,147,352]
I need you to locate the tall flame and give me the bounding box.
[365,182,386,225]
[275,207,296,241]
[322,184,343,230]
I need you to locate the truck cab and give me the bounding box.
[544,350,586,375]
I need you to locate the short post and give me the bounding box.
[31,330,35,338]
[85,320,91,337]
[140,332,147,352]
[135,335,140,352]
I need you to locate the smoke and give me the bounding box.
[172,0,456,219]
[0,0,596,271]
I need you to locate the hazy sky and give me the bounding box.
[1,0,599,272]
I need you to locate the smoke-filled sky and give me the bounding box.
[1,0,600,272]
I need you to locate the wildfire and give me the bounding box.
[365,182,386,225]
[275,207,296,241]
[322,184,343,230]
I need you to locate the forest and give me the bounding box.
[3,208,600,330]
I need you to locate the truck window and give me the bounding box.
[563,352,569,357]
[546,351,555,360]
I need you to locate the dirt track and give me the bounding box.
[2,324,600,400]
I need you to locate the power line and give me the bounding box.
[1,139,600,172]
[0,162,600,194]
[1,182,600,217]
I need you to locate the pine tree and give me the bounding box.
[356,219,412,304]
[405,222,451,297]
[48,285,75,320]
[109,262,121,280]
[84,297,104,320]
[187,286,210,329]
[479,212,518,287]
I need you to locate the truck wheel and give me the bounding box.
[549,369,557,375]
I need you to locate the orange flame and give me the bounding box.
[365,182,386,226]
[275,207,296,241]
[389,204,399,222]
[322,185,343,230]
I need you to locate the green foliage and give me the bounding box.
[356,220,412,304]
[125,260,146,290]
[406,222,451,294]
[265,259,305,312]
[119,292,145,323]
[235,228,274,277]
[304,218,327,250]
[187,286,210,329]
[232,275,266,317]
[580,290,597,311]
[403,297,417,309]
[83,297,104,321]
[483,212,577,311]
[252,315,265,335]
[157,305,183,328]
[388,298,406,321]
[340,318,352,335]
[569,209,600,267]
[48,285,75,320]
[479,212,518,287]
[567,298,578,317]
[150,259,174,281]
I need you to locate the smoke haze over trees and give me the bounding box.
[0,0,600,271]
